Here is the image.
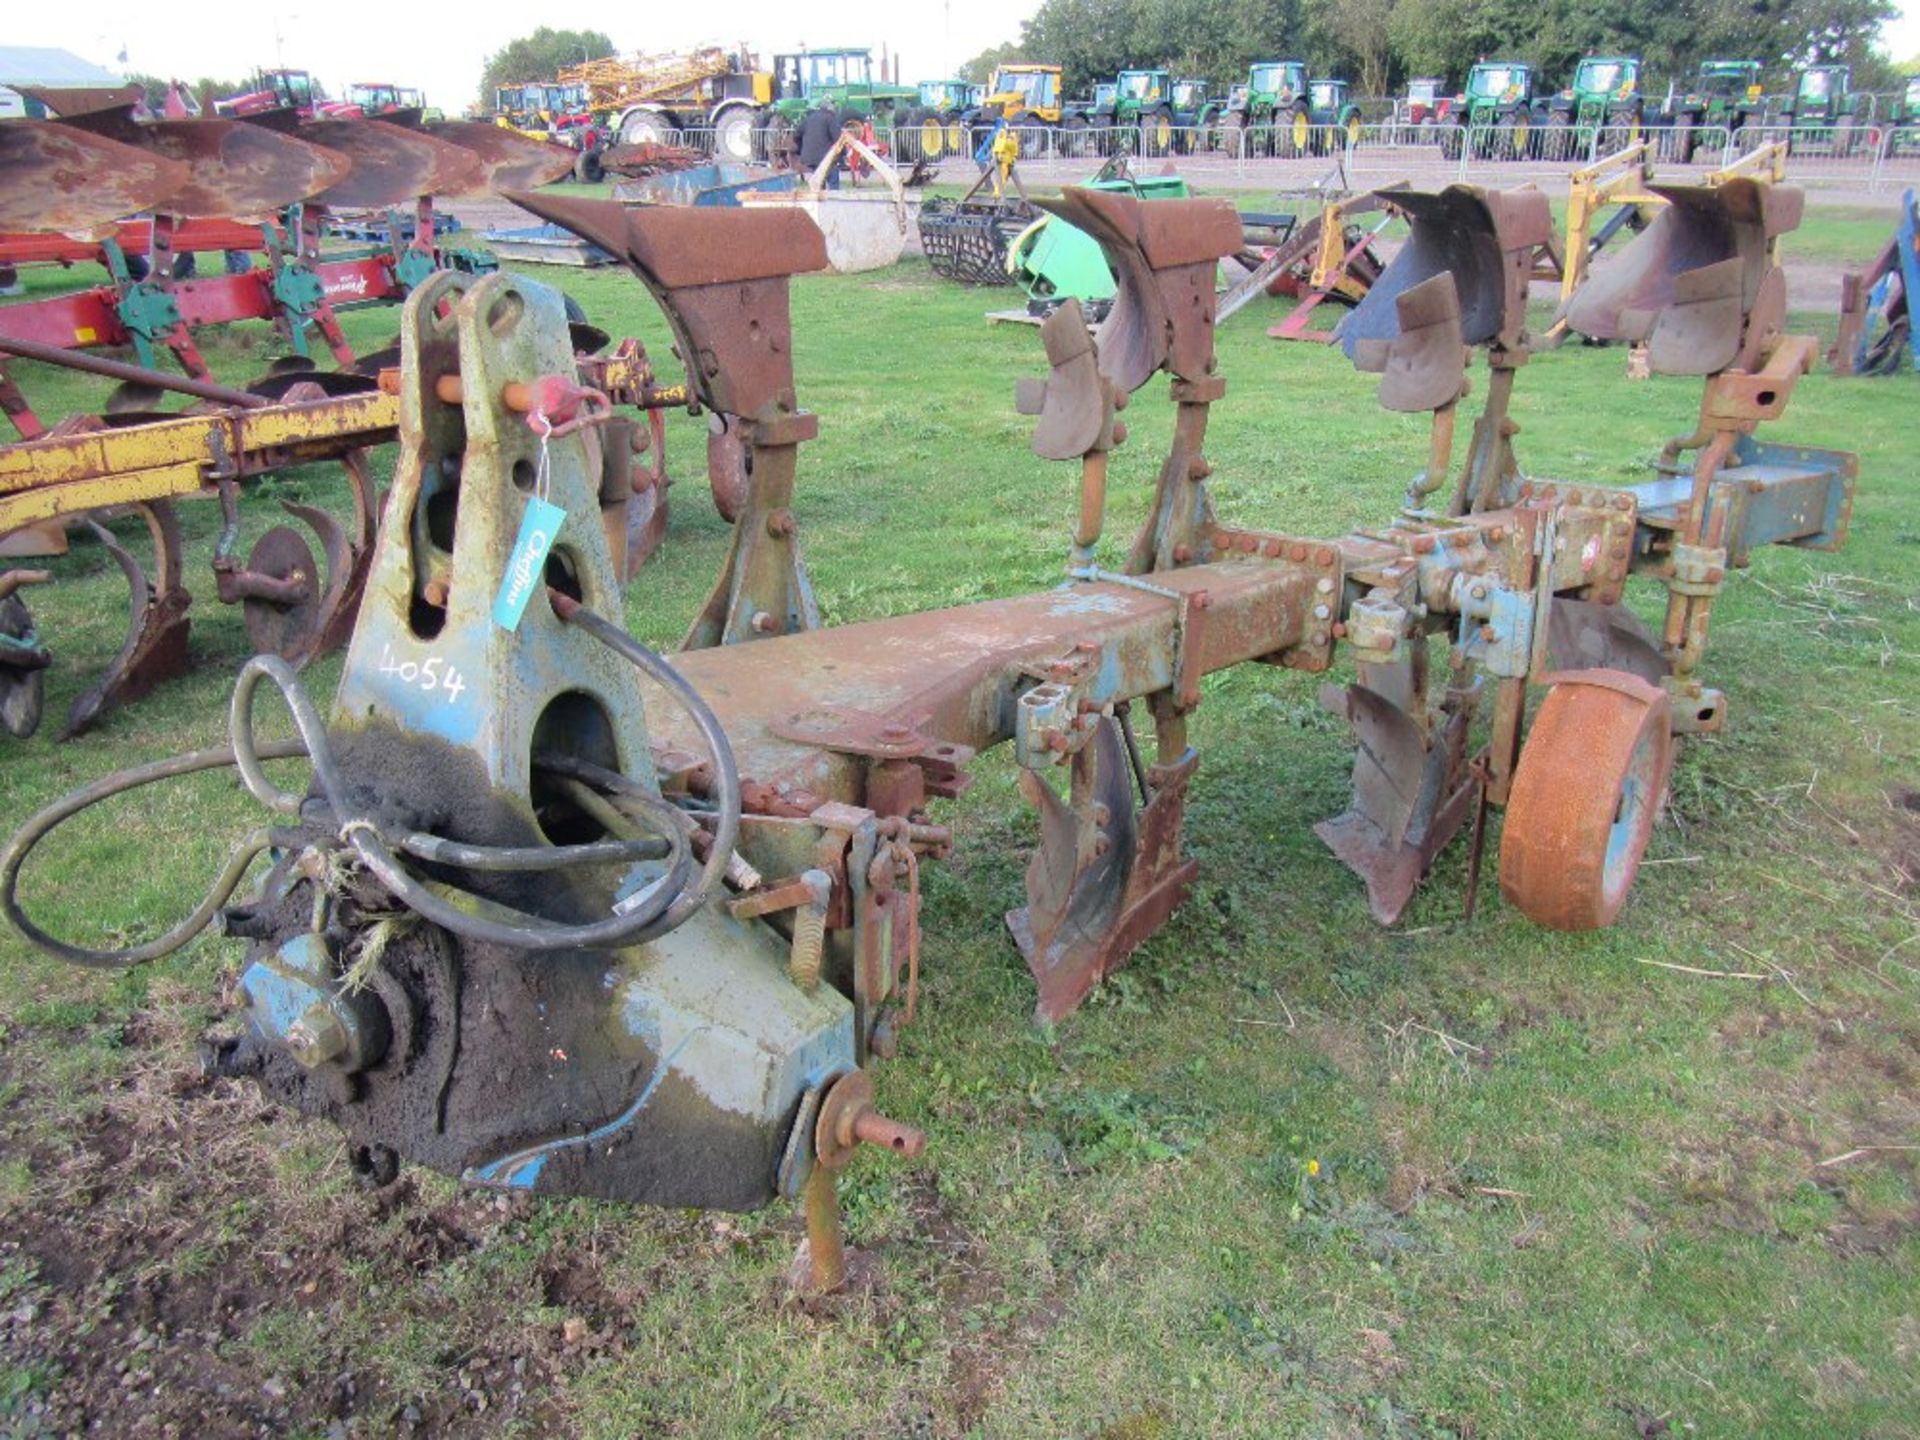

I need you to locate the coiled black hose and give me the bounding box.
[2,599,740,964]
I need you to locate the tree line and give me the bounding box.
[962,0,1911,100]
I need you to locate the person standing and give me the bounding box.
[797,100,842,187]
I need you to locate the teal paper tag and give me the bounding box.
[493,495,566,631]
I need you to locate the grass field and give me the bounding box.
[0,194,1915,1439]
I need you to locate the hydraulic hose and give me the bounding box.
[545,590,742,939]
[4,602,741,965]
[0,739,302,969]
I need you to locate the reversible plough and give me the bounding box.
[0,93,687,739]
[2,170,1855,1292]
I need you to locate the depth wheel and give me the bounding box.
[1499,670,1672,931]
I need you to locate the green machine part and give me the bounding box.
[1009,175,1191,306]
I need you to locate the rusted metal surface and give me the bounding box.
[1499,670,1672,929]
[0,122,191,236]
[41,109,351,220]
[298,118,487,207]
[10,85,145,118]
[507,191,827,420]
[423,122,576,192]
[1035,186,1241,393]
[0,335,267,409]
[1361,272,1467,414]
[1007,722,1200,1020]
[63,503,192,738]
[1562,180,1799,375]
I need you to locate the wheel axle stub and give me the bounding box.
[235,524,321,659]
[814,1069,926,1171]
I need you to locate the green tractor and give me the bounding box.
[1221,60,1312,156]
[1542,56,1643,161]
[909,79,979,158]
[1170,78,1223,151]
[762,48,918,155]
[1887,75,1920,157]
[1081,69,1178,153]
[1661,60,1765,161]
[1440,61,1539,160]
[1780,64,1865,154]
[1305,79,1365,152]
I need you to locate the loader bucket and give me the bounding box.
[1337,185,1549,364]
[0,122,191,236]
[1033,187,1243,391]
[40,108,353,220]
[297,119,487,207]
[424,122,577,192]
[1561,180,1802,374]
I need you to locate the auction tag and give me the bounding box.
[493,495,566,631]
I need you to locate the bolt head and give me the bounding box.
[285,1005,349,1070]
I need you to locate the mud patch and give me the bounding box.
[0,1007,588,1438]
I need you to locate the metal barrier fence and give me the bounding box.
[629,120,1920,194]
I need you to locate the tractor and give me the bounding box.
[763,49,918,154]
[493,83,603,182]
[968,63,1066,155]
[1170,78,1223,151]
[1222,60,1311,156]
[213,69,326,118]
[1660,60,1765,161]
[1543,56,1642,161]
[337,84,433,119]
[1781,64,1865,155]
[1305,78,1365,152]
[1069,70,1178,154]
[907,80,978,158]
[1886,76,1920,156]
[1394,78,1452,140]
[1441,61,1538,160]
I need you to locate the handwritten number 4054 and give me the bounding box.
[378,644,467,702]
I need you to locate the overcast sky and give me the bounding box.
[10,2,1039,110]
[11,0,1919,112]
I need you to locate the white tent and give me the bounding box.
[0,46,124,120]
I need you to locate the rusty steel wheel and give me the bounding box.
[1499,670,1672,931]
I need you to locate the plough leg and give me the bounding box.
[63,502,192,738]
[1315,651,1479,924]
[1008,716,1199,1021]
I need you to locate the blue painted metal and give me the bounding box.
[474,222,615,268]
[615,163,800,208]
